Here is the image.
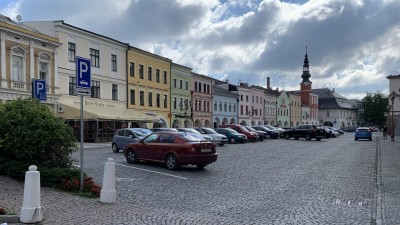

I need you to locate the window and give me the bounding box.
[204,101,206,112]
[256,96,258,103]
[198,100,201,111]
[241,95,243,101]
[140,91,144,106]
[156,69,160,82]
[199,82,202,92]
[148,67,152,80]
[180,80,183,89]
[163,94,167,108]
[246,95,249,102]
[91,80,100,98]
[207,102,210,112]
[180,98,183,109]
[129,62,135,77]
[173,97,177,110]
[68,42,75,62]
[111,54,117,72]
[203,84,206,93]
[219,101,222,111]
[148,92,153,106]
[185,81,189,90]
[163,71,167,84]
[90,48,99,67]
[233,103,236,112]
[214,101,217,111]
[12,55,23,82]
[194,100,198,111]
[69,76,76,96]
[39,61,48,80]
[224,103,227,112]
[156,94,160,107]
[194,81,198,91]
[252,96,254,103]
[139,65,144,79]
[240,105,243,115]
[130,89,135,105]
[112,84,118,100]
[229,103,232,112]
[173,79,177,88]
[207,84,210,94]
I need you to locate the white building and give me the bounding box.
[386,74,400,136]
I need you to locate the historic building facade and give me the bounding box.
[212,80,238,128]
[1,15,60,110]
[192,72,213,127]
[386,74,400,136]
[170,63,192,128]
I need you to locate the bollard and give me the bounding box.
[20,165,43,223]
[100,158,116,203]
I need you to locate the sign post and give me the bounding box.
[76,56,91,191]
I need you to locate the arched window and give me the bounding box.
[10,46,27,87]
[38,53,52,82]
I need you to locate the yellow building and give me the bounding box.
[127,46,172,128]
[0,15,60,110]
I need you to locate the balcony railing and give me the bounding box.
[12,81,26,90]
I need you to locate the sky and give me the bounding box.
[1,0,399,100]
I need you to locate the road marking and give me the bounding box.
[115,163,188,180]
[116,178,143,181]
[335,199,341,204]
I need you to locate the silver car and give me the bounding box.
[112,128,147,153]
[176,128,213,142]
[194,127,228,146]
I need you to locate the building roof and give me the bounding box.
[213,85,238,98]
[312,88,355,110]
[386,74,400,79]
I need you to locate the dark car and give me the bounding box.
[244,126,266,141]
[219,124,259,142]
[124,132,218,170]
[214,128,248,143]
[251,126,279,139]
[112,128,147,153]
[283,124,326,141]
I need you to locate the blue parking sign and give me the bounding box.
[32,79,46,101]
[76,56,91,89]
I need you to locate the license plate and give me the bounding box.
[201,148,212,153]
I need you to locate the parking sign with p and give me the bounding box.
[76,56,91,89]
[32,79,46,101]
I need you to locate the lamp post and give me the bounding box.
[390,91,396,141]
[179,100,192,128]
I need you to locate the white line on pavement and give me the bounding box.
[115,163,188,180]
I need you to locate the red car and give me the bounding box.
[123,132,218,170]
[219,124,259,142]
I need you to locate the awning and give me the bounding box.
[57,97,160,123]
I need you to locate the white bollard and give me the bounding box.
[100,158,116,203]
[20,165,43,223]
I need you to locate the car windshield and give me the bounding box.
[202,128,217,134]
[245,126,256,132]
[182,128,202,135]
[225,128,239,134]
[178,132,204,142]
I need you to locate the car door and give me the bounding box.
[137,133,159,160]
[156,133,175,161]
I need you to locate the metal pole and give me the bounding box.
[80,94,84,191]
[392,99,395,142]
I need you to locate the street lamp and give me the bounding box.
[179,100,192,128]
[390,91,396,141]
[247,106,254,126]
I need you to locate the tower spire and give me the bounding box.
[301,46,311,84]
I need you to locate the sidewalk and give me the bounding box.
[379,138,400,224]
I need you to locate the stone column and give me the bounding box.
[53,48,59,94]
[29,44,34,84]
[1,33,6,88]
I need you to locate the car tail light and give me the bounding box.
[190,147,196,152]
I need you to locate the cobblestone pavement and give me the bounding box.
[1,133,399,224]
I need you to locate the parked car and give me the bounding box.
[214,128,248,143]
[264,125,284,138]
[112,128,147,153]
[251,126,279,139]
[123,132,218,170]
[176,128,213,142]
[244,126,266,141]
[194,127,228,146]
[219,124,259,142]
[323,126,339,138]
[355,127,372,141]
[283,124,326,141]
[130,128,153,136]
[150,128,178,132]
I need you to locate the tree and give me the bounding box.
[362,92,388,127]
[0,98,77,168]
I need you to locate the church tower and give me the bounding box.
[300,47,312,106]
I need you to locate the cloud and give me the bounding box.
[1,0,400,99]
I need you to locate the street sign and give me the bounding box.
[32,79,46,101]
[76,56,91,89]
[76,88,91,96]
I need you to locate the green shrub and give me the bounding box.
[0,98,77,168]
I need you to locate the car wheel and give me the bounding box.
[369,138,372,141]
[284,133,290,139]
[230,138,236,143]
[125,149,138,164]
[294,137,299,140]
[112,143,119,153]
[218,143,224,146]
[305,134,311,140]
[196,164,208,169]
[316,137,321,141]
[165,154,179,171]
[355,138,358,141]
